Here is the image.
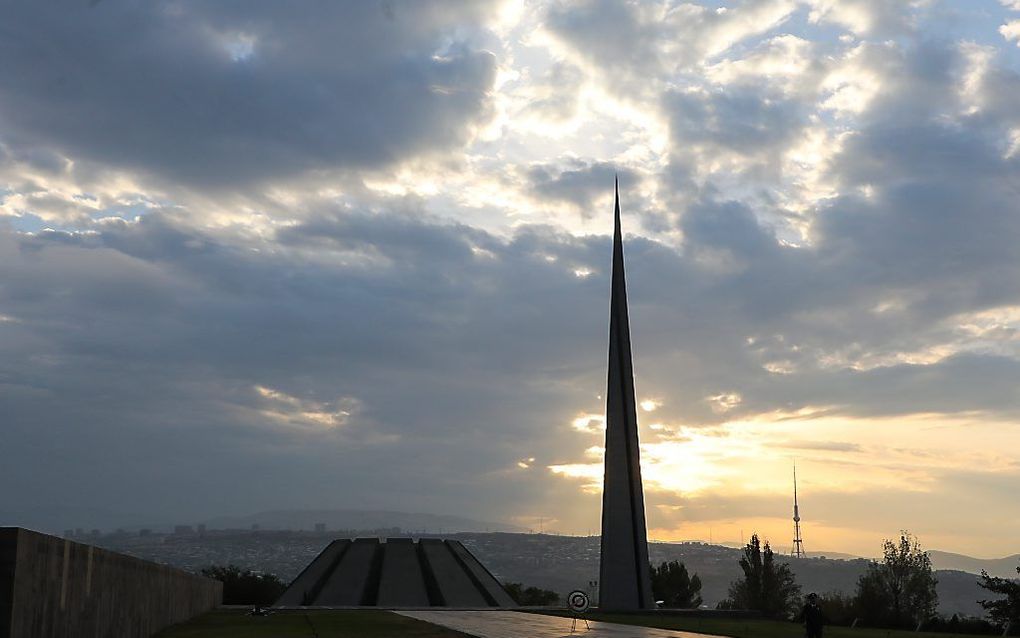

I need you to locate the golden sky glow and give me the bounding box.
[548,407,1020,556]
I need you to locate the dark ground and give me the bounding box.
[155,609,474,638]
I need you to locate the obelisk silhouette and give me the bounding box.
[598,179,654,610]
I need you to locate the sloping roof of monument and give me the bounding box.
[275,537,517,608]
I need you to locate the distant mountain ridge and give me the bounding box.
[702,545,1020,576]
[714,542,861,561]
[800,550,861,561]
[929,550,1020,579]
[200,509,524,534]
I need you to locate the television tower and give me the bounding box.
[792,463,805,558]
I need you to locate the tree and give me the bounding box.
[978,563,1020,631]
[201,564,287,605]
[650,560,703,608]
[853,532,938,628]
[817,591,856,626]
[722,534,801,618]
[502,582,561,606]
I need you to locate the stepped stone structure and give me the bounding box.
[598,182,655,611]
[0,527,221,638]
[276,537,517,608]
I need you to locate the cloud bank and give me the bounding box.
[1,0,1019,556]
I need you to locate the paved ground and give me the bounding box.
[397,611,727,638]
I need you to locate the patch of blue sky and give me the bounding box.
[90,201,154,223]
[923,1,1017,50]
[6,211,47,233]
[770,4,849,47]
[0,188,43,233]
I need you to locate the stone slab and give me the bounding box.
[274,537,518,609]
[446,541,517,607]
[276,539,349,606]
[420,540,488,607]
[397,610,730,638]
[376,538,429,607]
[315,538,378,606]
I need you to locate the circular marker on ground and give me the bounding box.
[567,590,590,614]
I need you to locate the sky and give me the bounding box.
[1,0,1019,559]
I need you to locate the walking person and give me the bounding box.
[799,592,827,638]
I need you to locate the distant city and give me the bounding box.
[49,509,1016,620]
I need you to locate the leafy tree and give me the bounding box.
[722,534,801,618]
[201,564,286,605]
[502,582,561,606]
[817,591,856,626]
[977,563,1020,632]
[650,560,703,608]
[853,532,938,628]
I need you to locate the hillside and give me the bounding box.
[462,534,991,617]
[96,526,1003,619]
[929,550,1020,579]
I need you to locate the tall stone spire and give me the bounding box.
[598,178,654,610]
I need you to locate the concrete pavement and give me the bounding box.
[397,610,728,638]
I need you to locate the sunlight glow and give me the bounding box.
[571,413,605,433]
[640,399,661,412]
[253,385,356,429]
[552,408,1020,554]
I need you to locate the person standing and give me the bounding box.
[799,592,826,638]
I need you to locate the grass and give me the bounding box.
[535,611,992,638]
[155,609,474,638]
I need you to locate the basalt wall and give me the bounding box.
[0,527,221,638]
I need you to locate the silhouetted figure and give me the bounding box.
[798,592,826,638]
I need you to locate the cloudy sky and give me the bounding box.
[2,0,1020,558]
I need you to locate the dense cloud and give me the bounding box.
[1,0,1019,554]
[0,1,497,188]
[527,160,640,212]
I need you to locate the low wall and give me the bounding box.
[0,527,221,638]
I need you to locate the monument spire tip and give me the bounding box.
[614,177,621,230]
